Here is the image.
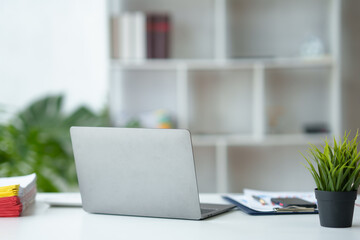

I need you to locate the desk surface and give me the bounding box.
[2,193,360,240]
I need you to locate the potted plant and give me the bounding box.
[0,95,109,192]
[302,131,360,228]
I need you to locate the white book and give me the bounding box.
[133,12,146,60]
[120,12,134,60]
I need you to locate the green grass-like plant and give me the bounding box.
[302,131,360,192]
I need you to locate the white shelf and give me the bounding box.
[108,0,341,193]
[111,56,333,70]
[191,133,329,147]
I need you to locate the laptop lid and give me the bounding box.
[70,127,202,220]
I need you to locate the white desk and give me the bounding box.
[2,193,360,240]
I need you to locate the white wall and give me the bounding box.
[0,0,108,116]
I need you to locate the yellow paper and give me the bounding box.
[0,184,19,197]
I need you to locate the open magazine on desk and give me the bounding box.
[223,189,318,215]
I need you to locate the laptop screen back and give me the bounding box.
[70,127,202,219]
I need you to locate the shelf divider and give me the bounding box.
[329,0,341,136]
[253,63,265,139]
[215,139,228,193]
[176,63,189,129]
[109,67,124,126]
[214,0,227,60]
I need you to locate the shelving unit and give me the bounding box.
[108,0,342,192]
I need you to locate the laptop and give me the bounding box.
[70,127,235,220]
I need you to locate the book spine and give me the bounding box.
[120,12,134,60]
[162,15,170,58]
[154,14,170,59]
[134,12,146,60]
[146,14,155,59]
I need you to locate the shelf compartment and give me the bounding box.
[227,145,316,192]
[187,69,254,135]
[111,69,178,127]
[226,0,332,58]
[120,0,216,59]
[264,67,332,135]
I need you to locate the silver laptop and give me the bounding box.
[70,127,235,220]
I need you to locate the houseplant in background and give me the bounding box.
[0,95,109,192]
[302,131,360,228]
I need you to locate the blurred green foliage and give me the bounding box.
[0,95,109,192]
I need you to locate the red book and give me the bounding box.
[153,14,170,59]
[146,14,155,59]
[146,13,170,59]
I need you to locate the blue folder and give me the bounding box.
[222,196,318,215]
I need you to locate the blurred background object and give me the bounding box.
[0,95,109,192]
[116,109,174,129]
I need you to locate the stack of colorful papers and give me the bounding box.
[0,173,37,217]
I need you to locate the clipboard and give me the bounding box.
[222,196,318,215]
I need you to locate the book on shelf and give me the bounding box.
[146,14,154,59]
[120,12,136,60]
[134,12,147,60]
[110,12,171,60]
[147,13,170,59]
[0,173,37,217]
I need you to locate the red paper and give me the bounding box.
[0,196,22,217]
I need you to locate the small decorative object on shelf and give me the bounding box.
[302,131,360,228]
[299,36,325,59]
[303,123,329,134]
[118,109,174,129]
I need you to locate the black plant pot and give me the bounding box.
[315,189,357,228]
